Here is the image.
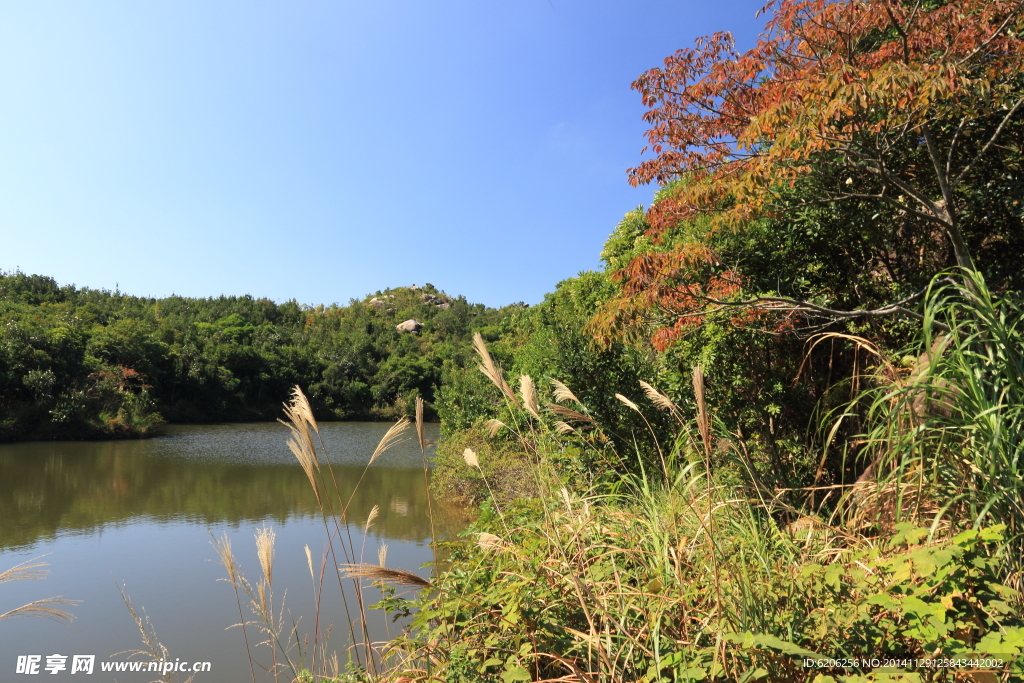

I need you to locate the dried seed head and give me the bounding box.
[640,380,676,412]
[477,532,504,550]
[484,419,506,437]
[212,533,238,586]
[693,365,711,457]
[559,487,572,513]
[338,564,431,588]
[554,420,575,434]
[547,403,593,423]
[257,581,268,613]
[462,448,480,469]
[473,333,519,407]
[550,379,580,404]
[290,385,318,433]
[615,393,641,412]
[519,375,541,420]
[370,418,411,465]
[415,397,425,453]
[286,434,320,502]
[255,526,275,587]
[365,505,380,533]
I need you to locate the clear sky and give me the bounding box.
[1,1,766,307]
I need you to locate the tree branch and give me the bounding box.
[658,284,951,334]
[956,2,1024,67]
[835,144,944,219]
[945,115,970,177]
[952,95,1024,188]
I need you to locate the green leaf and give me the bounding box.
[738,666,770,681]
[724,631,821,659]
[501,665,532,682]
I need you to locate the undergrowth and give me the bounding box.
[221,272,1024,682]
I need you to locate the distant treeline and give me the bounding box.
[0,271,521,441]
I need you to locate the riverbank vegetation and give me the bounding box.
[9,0,1023,678]
[253,1,1024,680]
[0,273,519,441]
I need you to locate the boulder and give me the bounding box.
[396,319,423,334]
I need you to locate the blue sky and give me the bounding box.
[1,1,766,307]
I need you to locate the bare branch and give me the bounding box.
[838,144,948,222]
[921,125,954,221]
[945,115,971,177]
[956,3,1024,67]
[952,96,1024,188]
[651,285,951,334]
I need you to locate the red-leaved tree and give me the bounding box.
[605,0,1024,342]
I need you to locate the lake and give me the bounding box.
[0,422,460,682]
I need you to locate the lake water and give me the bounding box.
[0,422,460,682]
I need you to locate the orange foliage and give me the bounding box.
[599,0,1024,348]
[630,0,1024,236]
[93,366,150,393]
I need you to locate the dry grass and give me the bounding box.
[519,375,541,420]
[0,557,77,623]
[476,532,505,551]
[546,403,593,424]
[337,565,431,589]
[214,387,443,682]
[484,418,506,437]
[255,526,275,588]
[414,398,425,453]
[370,418,411,466]
[692,364,711,458]
[614,392,640,412]
[474,332,519,407]
[640,380,675,413]
[117,584,194,683]
[550,379,581,405]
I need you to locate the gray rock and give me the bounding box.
[396,319,423,334]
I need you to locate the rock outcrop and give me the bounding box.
[396,319,423,334]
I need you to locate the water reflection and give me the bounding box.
[0,422,465,682]
[0,422,459,551]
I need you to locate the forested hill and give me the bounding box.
[0,271,522,441]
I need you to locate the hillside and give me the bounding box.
[0,271,522,441]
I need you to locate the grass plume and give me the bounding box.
[550,379,581,404]
[0,557,77,623]
[519,375,541,420]
[474,332,520,407]
[338,564,431,589]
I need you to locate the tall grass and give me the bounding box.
[218,292,1024,681]
[213,387,433,682]
[381,332,1023,682]
[0,556,77,622]
[851,270,1024,575]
